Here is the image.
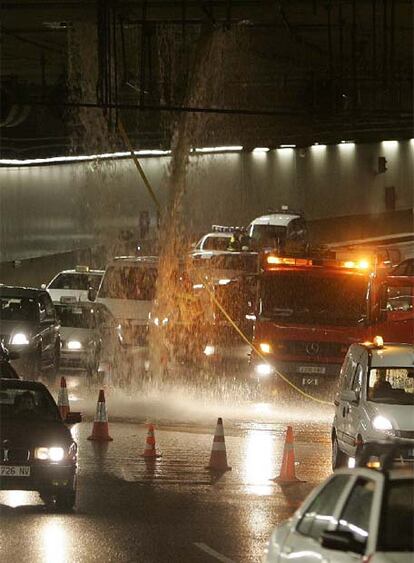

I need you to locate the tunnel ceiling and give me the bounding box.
[1,0,413,158]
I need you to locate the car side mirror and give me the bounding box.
[65,411,82,424]
[321,530,366,555]
[340,389,359,404]
[88,287,97,302]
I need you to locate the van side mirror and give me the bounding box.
[321,531,366,555]
[340,389,359,404]
[88,287,97,302]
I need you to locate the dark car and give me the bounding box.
[0,342,20,379]
[0,286,60,381]
[0,379,79,510]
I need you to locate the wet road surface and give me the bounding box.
[0,385,333,562]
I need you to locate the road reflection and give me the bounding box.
[41,520,68,563]
[242,429,276,495]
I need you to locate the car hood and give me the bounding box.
[0,418,73,448]
[372,554,414,562]
[96,298,152,323]
[367,403,414,431]
[0,320,36,339]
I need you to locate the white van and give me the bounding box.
[247,208,307,251]
[96,256,157,348]
[332,338,414,469]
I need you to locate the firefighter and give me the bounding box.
[228,229,242,251]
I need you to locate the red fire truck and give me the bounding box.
[250,252,414,396]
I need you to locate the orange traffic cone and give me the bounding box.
[88,389,113,442]
[206,417,231,472]
[274,426,303,483]
[142,423,162,459]
[57,376,70,420]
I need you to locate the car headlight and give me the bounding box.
[34,446,65,462]
[372,415,393,431]
[11,332,30,345]
[255,363,273,377]
[259,342,272,354]
[67,340,82,350]
[204,345,215,356]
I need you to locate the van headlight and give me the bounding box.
[34,447,65,461]
[11,332,30,345]
[372,415,393,431]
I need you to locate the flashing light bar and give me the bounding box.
[342,259,371,270]
[266,255,312,267]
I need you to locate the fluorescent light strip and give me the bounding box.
[194,146,243,153]
[381,140,399,148]
[252,147,270,153]
[279,144,296,148]
[0,149,172,166]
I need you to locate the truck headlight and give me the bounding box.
[67,340,82,350]
[373,415,393,431]
[34,447,65,461]
[204,345,215,356]
[259,342,272,354]
[11,332,30,345]
[255,363,273,377]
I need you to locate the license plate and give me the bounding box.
[0,465,31,477]
[298,366,326,374]
[302,377,319,386]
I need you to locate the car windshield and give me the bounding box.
[250,225,287,248]
[367,368,414,405]
[49,273,102,290]
[378,479,414,551]
[261,272,367,326]
[203,236,231,251]
[55,304,96,329]
[99,266,157,300]
[0,297,38,322]
[0,387,60,421]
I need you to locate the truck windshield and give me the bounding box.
[261,272,367,326]
[367,368,414,405]
[99,266,157,301]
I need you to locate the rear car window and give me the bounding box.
[379,479,414,552]
[0,297,39,322]
[49,273,102,290]
[0,387,60,421]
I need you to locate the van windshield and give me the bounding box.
[99,266,157,301]
[250,225,287,249]
[367,368,414,405]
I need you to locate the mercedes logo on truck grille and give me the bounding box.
[306,342,320,355]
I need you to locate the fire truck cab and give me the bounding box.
[250,251,413,397]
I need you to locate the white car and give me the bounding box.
[332,339,414,469]
[45,266,104,303]
[194,232,233,252]
[263,443,414,562]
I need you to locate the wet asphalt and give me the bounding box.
[0,382,334,563]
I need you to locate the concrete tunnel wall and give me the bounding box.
[0,140,413,284]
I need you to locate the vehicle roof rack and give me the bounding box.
[356,440,414,472]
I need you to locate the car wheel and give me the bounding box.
[332,433,348,470]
